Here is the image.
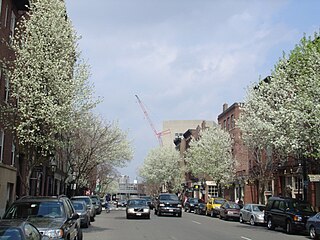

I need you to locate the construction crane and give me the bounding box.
[135,94,170,146]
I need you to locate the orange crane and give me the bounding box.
[135,94,170,146]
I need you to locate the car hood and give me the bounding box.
[127,204,148,209]
[159,200,180,204]
[28,217,64,229]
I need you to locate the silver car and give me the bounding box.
[240,203,265,225]
[71,196,96,222]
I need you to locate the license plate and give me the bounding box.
[169,209,173,212]
[136,213,142,216]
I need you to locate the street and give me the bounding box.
[83,208,309,240]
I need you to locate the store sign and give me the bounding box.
[309,174,320,182]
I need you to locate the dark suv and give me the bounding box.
[154,193,182,217]
[264,196,316,234]
[2,195,82,240]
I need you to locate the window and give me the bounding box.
[0,0,2,24]
[231,114,235,128]
[227,117,230,130]
[4,3,8,27]
[4,74,9,102]
[208,185,218,197]
[294,177,303,190]
[0,129,4,162]
[11,139,15,166]
[223,120,226,129]
[9,11,16,43]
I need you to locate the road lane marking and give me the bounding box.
[241,236,252,240]
[192,220,201,225]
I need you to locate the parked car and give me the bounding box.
[0,219,50,240]
[194,199,206,215]
[71,196,96,222]
[126,198,150,219]
[206,197,226,217]
[184,198,199,213]
[71,200,90,228]
[219,201,241,221]
[154,193,182,217]
[240,203,265,225]
[306,212,320,239]
[2,195,82,240]
[90,195,102,214]
[141,196,154,209]
[117,200,127,208]
[264,196,316,234]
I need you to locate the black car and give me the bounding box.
[184,198,200,213]
[0,219,50,240]
[141,196,154,209]
[71,200,90,228]
[3,195,82,240]
[90,195,102,214]
[154,193,182,217]
[264,196,316,234]
[194,200,206,215]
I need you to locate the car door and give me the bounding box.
[64,200,78,240]
[243,204,251,222]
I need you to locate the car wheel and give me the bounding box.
[286,220,293,234]
[178,212,182,217]
[158,211,161,216]
[210,210,215,217]
[147,214,150,219]
[310,226,318,239]
[239,215,244,223]
[205,209,209,216]
[84,219,89,228]
[250,216,255,226]
[90,216,95,222]
[77,229,83,240]
[154,209,157,215]
[267,217,275,230]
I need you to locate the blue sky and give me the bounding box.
[65,0,320,181]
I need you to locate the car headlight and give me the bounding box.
[143,208,150,213]
[127,208,135,213]
[178,204,182,208]
[43,229,64,238]
[159,203,165,207]
[293,215,302,222]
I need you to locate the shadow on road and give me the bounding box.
[82,225,113,233]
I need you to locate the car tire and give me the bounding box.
[77,229,83,240]
[286,220,294,234]
[239,215,244,223]
[309,225,318,239]
[158,211,161,216]
[267,217,275,230]
[250,216,255,226]
[210,210,214,217]
[178,213,182,217]
[84,219,89,228]
[90,216,95,222]
[205,209,209,216]
[147,214,150,219]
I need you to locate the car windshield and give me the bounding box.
[290,201,314,212]
[189,198,198,203]
[214,199,225,204]
[252,205,265,212]
[72,202,85,211]
[73,197,90,205]
[4,202,64,219]
[159,195,179,201]
[225,202,240,209]
[0,228,22,239]
[128,200,147,206]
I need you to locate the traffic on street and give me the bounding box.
[82,204,308,240]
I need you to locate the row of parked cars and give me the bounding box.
[185,196,320,239]
[0,194,104,240]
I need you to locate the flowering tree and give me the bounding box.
[139,146,184,194]
[0,0,94,194]
[239,33,320,163]
[68,114,133,192]
[185,126,234,187]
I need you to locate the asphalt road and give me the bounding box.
[83,209,309,240]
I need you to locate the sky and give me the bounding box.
[64,0,320,181]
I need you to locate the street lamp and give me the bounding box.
[50,155,57,173]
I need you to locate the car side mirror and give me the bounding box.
[70,213,79,220]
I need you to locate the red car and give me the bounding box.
[219,201,241,221]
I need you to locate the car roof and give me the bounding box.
[15,196,67,203]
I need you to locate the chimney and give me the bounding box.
[223,103,228,112]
